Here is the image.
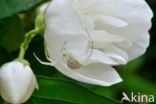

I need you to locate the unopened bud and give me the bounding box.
[0,61,38,104]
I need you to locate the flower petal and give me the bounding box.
[55,63,122,86]
[90,30,131,49]
[94,15,128,28]
[85,49,118,65]
[126,32,150,60]
[82,0,153,41]
[101,45,129,64]
[81,0,153,61]
[45,0,89,61]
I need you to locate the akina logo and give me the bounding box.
[121,92,154,103]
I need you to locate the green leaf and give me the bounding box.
[33,76,121,104]
[120,56,145,73]
[30,97,73,104]
[0,16,24,51]
[0,0,45,19]
[117,72,156,97]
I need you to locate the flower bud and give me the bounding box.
[0,61,38,104]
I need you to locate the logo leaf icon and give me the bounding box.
[121,92,131,102]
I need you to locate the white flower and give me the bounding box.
[0,61,38,104]
[44,0,153,86]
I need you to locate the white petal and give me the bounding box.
[101,45,129,64]
[94,15,128,28]
[90,30,131,49]
[55,63,122,86]
[83,0,153,41]
[45,0,89,61]
[85,49,118,65]
[81,15,95,31]
[74,0,152,63]
[127,32,150,60]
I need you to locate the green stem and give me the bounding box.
[18,5,45,60]
[18,28,40,59]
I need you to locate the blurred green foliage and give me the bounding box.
[0,0,45,19]
[0,0,156,104]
